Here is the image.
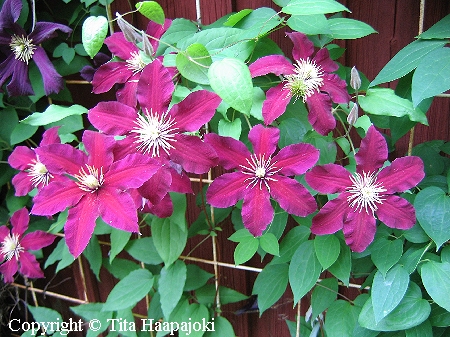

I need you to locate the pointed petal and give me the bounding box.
[88,101,138,135]
[204,133,251,169]
[170,134,217,174]
[248,124,279,157]
[10,207,29,236]
[268,176,317,217]
[287,32,314,60]
[0,226,10,260]
[274,143,319,176]
[8,146,35,170]
[137,59,173,112]
[65,194,99,257]
[20,231,55,251]
[262,84,291,125]
[169,167,193,193]
[0,0,22,27]
[92,62,133,93]
[82,130,115,169]
[40,127,61,146]
[0,259,18,282]
[31,181,84,216]
[116,76,139,107]
[356,125,388,173]
[377,156,425,193]
[6,57,34,96]
[33,47,64,95]
[170,90,221,132]
[29,22,72,44]
[143,193,173,218]
[343,210,376,252]
[104,32,138,60]
[376,195,416,230]
[138,167,172,204]
[35,144,86,175]
[0,55,20,94]
[311,194,347,235]
[146,19,172,51]
[11,172,34,196]
[249,55,294,77]
[206,172,247,208]
[321,73,351,104]
[242,186,273,236]
[313,48,338,72]
[306,92,335,136]
[18,251,44,279]
[305,164,351,194]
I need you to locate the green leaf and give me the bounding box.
[421,261,450,312]
[358,88,428,124]
[278,118,308,148]
[10,123,38,145]
[170,303,210,337]
[125,237,163,265]
[27,306,62,334]
[327,240,351,286]
[184,264,213,291]
[22,104,88,126]
[82,16,108,58]
[136,1,165,24]
[103,269,154,311]
[270,226,311,265]
[415,186,450,249]
[0,107,18,146]
[314,234,340,269]
[311,278,338,320]
[259,233,280,256]
[234,236,259,265]
[103,258,140,280]
[370,40,447,87]
[160,18,198,46]
[208,58,253,116]
[412,47,450,107]
[430,303,450,327]
[418,14,450,39]
[151,217,187,266]
[218,118,242,139]
[83,236,102,280]
[176,43,212,85]
[109,228,131,263]
[44,238,75,273]
[327,18,376,39]
[289,241,321,304]
[228,228,253,242]
[325,300,360,337]
[252,263,289,314]
[287,14,331,35]
[204,316,235,337]
[282,0,349,15]
[71,303,112,337]
[196,285,248,305]
[358,282,431,331]
[398,244,429,274]
[159,260,187,319]
[370,238,403,276]
[372,265,410,323]
[405,320,433,337]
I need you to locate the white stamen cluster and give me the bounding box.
[74,165,104,192]
[346,171,387,215]
[126,51,147,74]
[27,159,52,188]
[10,35,36,64]
[240,154,281,191]
[1,233,24,261]
[283,58,324,102]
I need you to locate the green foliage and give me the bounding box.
[82,16,108,58]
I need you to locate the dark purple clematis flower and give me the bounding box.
[92,19,172,107]
[205,124,319,236]
[0,207,55,283]
[249,32,350,135]
[0,0,72,96]
[8,127,63,196]
[30,130,160,257]
[305,126,425,252]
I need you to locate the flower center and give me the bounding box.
[346,171,387,215]
[131,109,178,157]
[27,159,53,188]
[126,51,147,74]
[283,58,324,102]
[10,35,36,64]
[1,233,24,261]
[74,165,104,192]
[240,154,281,191]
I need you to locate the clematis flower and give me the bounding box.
[8,127,62,196]
[89,58,222,207]
[92,19,172,107]
[249,32,350,135]
[305,126,425,252]
[0,0,72,96]
[30,130,160,257]
[0,208,55,283]
[205,124,319,236]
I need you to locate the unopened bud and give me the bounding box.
[116,13,142,44]
[141,31,154,57]
[350,66,361,90]
[347,103,359,125]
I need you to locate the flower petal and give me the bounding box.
[18,251,44,279]
[274,143,319,176]
[305,164,351,194]
[356,125,388,173]
[287,32,314,60]
[313,48,338,73]
[138,166,172,204]
[377,156,425,193]
[6,56,34,96]
[376,195,416,230]
[40,127,61,146]
[8,146,35,170]
[242,186,273,236]
[11,172,34,196]
[88,101,138,136]
[206,172,247,208]
[81,130,115,169]
[306,92,335,136]
[104,32,138,60]
[20,231,55,251]
[29,22,72,44]
[33,47,64,95]
[248,124,279,157]
[0,259,18,282]
[10,207,29,236]
[0,226,10,260]
[321,73,351,104]
[92,62,133,94]
[204,133,251,169]
[269,176,317,217]
[146,19,172,51]
[262,84,291,125]
[31,181,84,216]
[249,55,294,77]
[143,193,173,218]
[116,75,139,107]
[36,144,86,176]
[0,0,22,28]
[311,194,347,235]
[343,209,376,252]
[168,167,193,193]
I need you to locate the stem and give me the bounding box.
[295,301,301,337]
[30,0,36,31]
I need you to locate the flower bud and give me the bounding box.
[350,66,361,90]
[116,13,142,44]
[141,31,154,57]
[347,103,359,125]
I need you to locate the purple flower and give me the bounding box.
[205,124,319,236]
[0,208,55,283]
[30,131,160,257]
[0,0,72,96]
[249,32,350,135]
[305,126,425,252]
[8,127,62,196]
[92,19,172,107]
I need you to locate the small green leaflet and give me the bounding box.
[82,16,108,58]
[421,261,450,312]
[136,1,165,24]
[282,0,349,15]
[22,104,87,126]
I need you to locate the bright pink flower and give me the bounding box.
[205,124,319,236]
[30,131,160,257]
[249,32,350,135]
[305,126,425,252]
[0,208,55,282]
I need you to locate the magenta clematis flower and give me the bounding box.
[205,124,319,236]
[0,0,72,96]
[249,32,350,135]
[305,126,425,252]
[0,208,55,283]
[30,130,160,257]
[8,127,62,196]
[92,19,172,107]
